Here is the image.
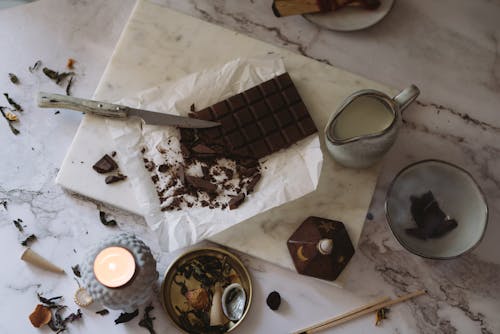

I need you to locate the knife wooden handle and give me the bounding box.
[37,92,127,118]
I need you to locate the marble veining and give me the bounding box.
[0,0,499,333]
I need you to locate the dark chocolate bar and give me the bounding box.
[191,73,317,159]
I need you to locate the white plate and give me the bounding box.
[303,0,395,32]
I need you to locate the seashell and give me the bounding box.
[185,288,209,311]
[209,282,228,326]
[221,283,246,321]
[21,248,65,274]
[29,304,52,328]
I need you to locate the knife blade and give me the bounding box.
[37,92,220,129]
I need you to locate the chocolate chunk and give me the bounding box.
[406,191,458,239]
[266,291,281,311]
[92,154,118,173]
[185,175,217,193]
[105,174,127,184]
[158,164,169,173]
[246,173,261,193]
[192,144,216,155]
[228,193,245,210]
[144,161,155,172]
[191,73,317,159]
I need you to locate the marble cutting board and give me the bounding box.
[56,0,396,283]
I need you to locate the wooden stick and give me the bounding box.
[294,290,426,334]
[291,296,390,334]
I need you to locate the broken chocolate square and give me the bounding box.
[105,174,127,184]
[92,154,118,173]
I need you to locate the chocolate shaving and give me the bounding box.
[246,173,261,193]
[105,174,127,184]
[228,193,245,210]
[114,309,139,324]
[186,175,217,193]
[92,154,118,173]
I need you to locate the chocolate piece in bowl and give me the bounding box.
[190,72,317,159]
[287,216,355,281]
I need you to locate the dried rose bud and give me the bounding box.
[185,288,209,310]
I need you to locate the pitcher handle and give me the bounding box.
[393,85,420,112]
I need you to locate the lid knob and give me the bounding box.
[317,239,333,255]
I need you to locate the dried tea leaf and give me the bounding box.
[375,307,390,326]
[21,234,37,246]
[3,93,22,111]
[0,200,7,210]
[95,309,109,316]
[105,174,127,184]
[65,76,73,96]
[4,111,18,121]
[13,218,23,232]
[67,58,76,69]
[114,309,139,324]
[63,309,82,323]
[8,73,19,84]
[42,67,74,85]
[71,265,81,278]
[0,107,20,135]
[138,304,156,334]
[37,293,63,307]
[99,211,117,227]
[29,60,42,73]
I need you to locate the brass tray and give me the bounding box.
[161,247,252,334]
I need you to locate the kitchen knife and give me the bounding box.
[37,92,220,128]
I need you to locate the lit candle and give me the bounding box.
[93,247,136,288]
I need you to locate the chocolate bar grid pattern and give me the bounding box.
[194,73,317,159]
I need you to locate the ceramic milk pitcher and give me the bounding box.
[324,85,420,168]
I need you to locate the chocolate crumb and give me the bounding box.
[158,164,169,173]
[228,193,245,210]
[190,103,195,112]
[151,175,159,184]
[92,154,118,173]
[141,147,146,154]
[111,151,116,157]
[105,174,127,184]
[246,173,261,193]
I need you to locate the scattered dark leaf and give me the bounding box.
[63,309,82,323]
[37,293,63,307]
[190,103,195,112]
[3,93,22,111]
[71,265,81,278]
[99,211,117,227]
[138,304,156,334]
[111,151,116,157]
[21,234,37,246]
[65,76,73,96]
[29,60,42,73]
[1,200,7,210]
[8,73,19,84]
[13,218,24,232]
[42,67,74,85]
[375,307,390,326]
[95,309,109,316]
[54,110,60,115]
[114,309,139,324]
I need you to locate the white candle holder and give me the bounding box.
[80,233,158,312]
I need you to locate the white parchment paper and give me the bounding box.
[106,56,323,251]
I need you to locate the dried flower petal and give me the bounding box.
[29,304,52,328]
[5,111,17,121]
[185,288,209,310]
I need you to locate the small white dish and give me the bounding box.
[385,160,488,259]
[303,0,395,32]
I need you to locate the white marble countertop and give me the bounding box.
[0,0,499,333]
